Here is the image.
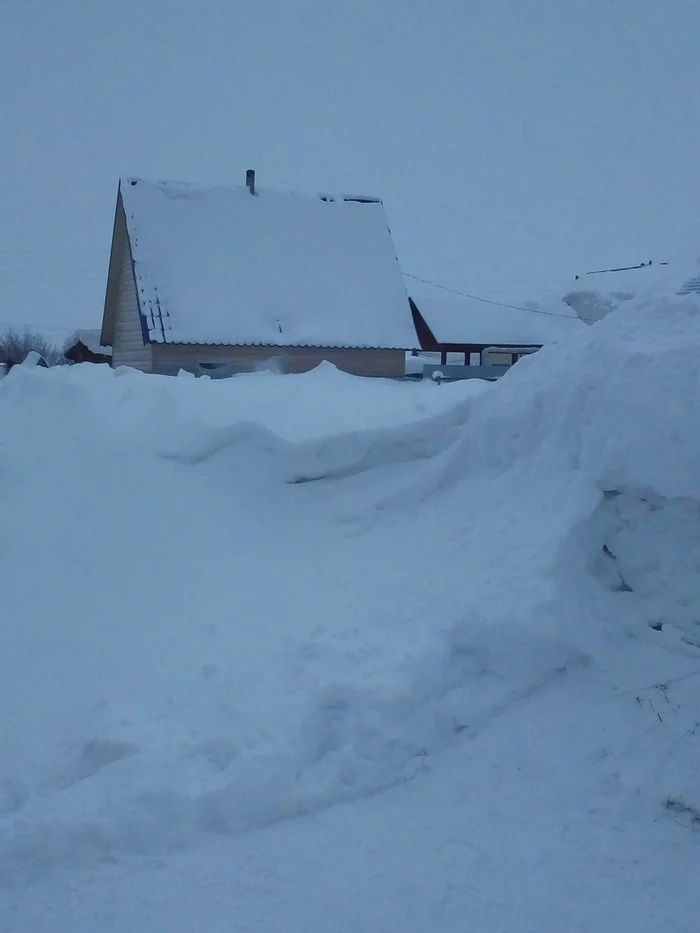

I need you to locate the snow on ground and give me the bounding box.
[1,299,700,930]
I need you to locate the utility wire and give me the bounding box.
[0,259,578,331]
[0,247,108,254]
[404,272,576,319]
[0,278,105,283]
[0,252,572,318]
[0,260,107,264]
[0,320,85,333]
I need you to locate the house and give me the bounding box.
[64,329,112,364]
[409,294,584,375]
[99,173,417,378]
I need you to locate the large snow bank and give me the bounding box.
[436,294,700,496]
[0,363,489,873]
[2,299,700,929]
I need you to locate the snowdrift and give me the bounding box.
[2,298,700,898]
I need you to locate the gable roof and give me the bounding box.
[411,294,585,348]
[108,176,415,350]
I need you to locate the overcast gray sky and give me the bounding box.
[1,0,699,334]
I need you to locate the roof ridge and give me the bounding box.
[120,176,382,205]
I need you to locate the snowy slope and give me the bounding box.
[120,177,416,348]
[2,297,700,930]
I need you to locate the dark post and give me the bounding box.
[246,169,256,195]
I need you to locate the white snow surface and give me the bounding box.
[120,177,417,349]
[2,297,700,931]
[412,293,585,345]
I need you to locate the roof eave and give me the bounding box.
[153,339,413,351]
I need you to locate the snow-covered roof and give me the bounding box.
[64,329,112,355]
[119,176,416,349]
[412,295,585,346]
[555,259,700,323]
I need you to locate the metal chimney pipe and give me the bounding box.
[246,169,256,195]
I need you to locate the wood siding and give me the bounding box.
[151,343,405,378]
[112,243,152,372]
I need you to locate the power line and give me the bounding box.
[0,263,577,331]
[0,273,106,278]
[0,320,85,333]
[0,247,108,254]
[0,260,108,266]
[0,278,105,283]
[404,272,576,319]
[0,254,572,321]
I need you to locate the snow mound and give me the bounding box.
[2,296,700,893]
[0,363,492,877]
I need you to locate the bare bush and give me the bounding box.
[0,329,65,369]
